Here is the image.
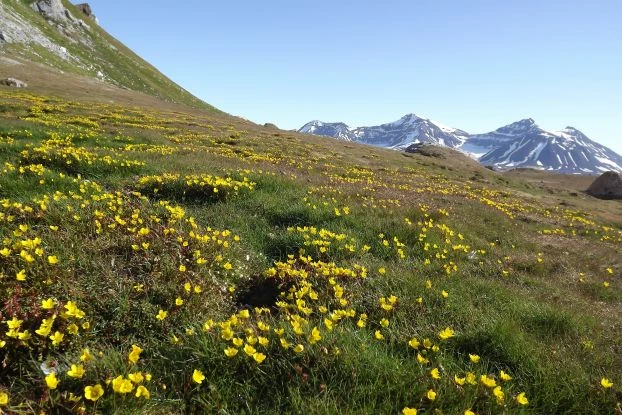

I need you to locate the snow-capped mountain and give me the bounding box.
[300,114,469,150]
[465,119,622,174]
[298,116,622,174]
[299,121,357,141]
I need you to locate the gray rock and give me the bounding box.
[75,3,92,18]
[0,78,28,88]
[0,30,6,42]
[587,171,622,200]
[264,123,278,129]
[31,0,73,22]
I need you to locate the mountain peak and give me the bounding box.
[495,118,540,134]
[300,115,622,174]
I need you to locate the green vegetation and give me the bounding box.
[2,0,217,111]
[0,90,620,414]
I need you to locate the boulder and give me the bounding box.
[75,3,98,23]
[75,3,92,17]
[264,123,278,129]
[404,142,445,158]
[586,171,622,199]
[31,0,73,21]
[0,78,28,88]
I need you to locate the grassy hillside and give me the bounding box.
[0,88,620,414]
[0,0,217,111]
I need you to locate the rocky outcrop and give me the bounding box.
[75,3,98,24]
[0,78,28,88]
[31,0,73,22]
[587,171,622,199]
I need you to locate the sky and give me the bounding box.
[89,0,622,154]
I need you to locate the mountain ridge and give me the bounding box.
[0,0,218,111]
[299,115,622,175]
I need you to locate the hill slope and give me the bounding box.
[0,0,216,110]
[0,4,621,415]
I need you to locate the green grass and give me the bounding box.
[0,90,620,414]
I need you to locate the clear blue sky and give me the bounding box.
[89,0,622,154]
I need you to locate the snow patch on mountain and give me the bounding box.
[299,116,622,175]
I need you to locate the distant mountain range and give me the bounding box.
[299,115,622,174]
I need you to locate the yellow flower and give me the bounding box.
[601,378,614,388]
[41,298,56,309]
[493,386,505,404]
[441,290,449,298]
[258,336,269,346]
[67,364,85,378]
[16,269,26,281]
[516,392,529,405]
[81,348,94,362]
[500,370,512,381]
[128,344,143,364]
[112,376,133,394]
[135,385,150,399]
[128,372,144,384]
[243,344,257,356]
[380,318,389,328]
[0,391,8,406]
[308,327,322,344]
[224,347,238,357]
[84,384,104,401]
[438,327,454,340]
[464,410,475,415]
[454,375,466,385]
[156,309,168,320]
[416,353,429,364]
[324,318,333,331]
[67,324,79,335]
[374,330,384,340]
[179,264,187,272]
[426,389,436,401]
[64,301,85,319]
[175,297,184,306]
[253,352,266,364]
[480,374,497,388]
[408,338,420,349]
[466,372,477,385]
[402,408,417,415]
[469,354,480,363]
[45,373,59,389]
[430,368,441,379]
[47,255,59,265]
[49,331,64,346]
[192,369,205,384]
[293,344,304,353]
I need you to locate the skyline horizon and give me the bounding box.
[89,0,622,155]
